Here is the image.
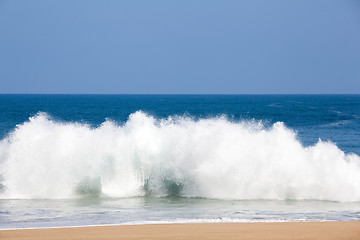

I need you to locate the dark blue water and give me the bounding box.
[1,94,359,154]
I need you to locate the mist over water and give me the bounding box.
[1,111,359,202]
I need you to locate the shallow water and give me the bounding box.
[1,197,360,229]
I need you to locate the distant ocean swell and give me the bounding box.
[0,111,359,202]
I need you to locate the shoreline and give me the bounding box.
[1,221,359,240]
[0,219,316,231]
[0,219,349,231]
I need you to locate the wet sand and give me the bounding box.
[1,221,359,240]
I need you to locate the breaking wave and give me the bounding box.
[0,111,359,202]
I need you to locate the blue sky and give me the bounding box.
[0,0,359,94]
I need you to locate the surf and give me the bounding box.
[0,111,359,202]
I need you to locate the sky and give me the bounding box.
[0,0,359,94]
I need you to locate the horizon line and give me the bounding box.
[0,93,359,96]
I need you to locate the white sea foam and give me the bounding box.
[0,111,359,201]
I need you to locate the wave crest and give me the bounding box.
[0,111,359,201]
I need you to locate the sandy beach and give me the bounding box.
[1,221,359,240]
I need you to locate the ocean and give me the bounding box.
[0,94,359,229]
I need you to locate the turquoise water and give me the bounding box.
[0,95,359,228]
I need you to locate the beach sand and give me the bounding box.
[1,221,359,240]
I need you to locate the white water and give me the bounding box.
[0,111,359,201]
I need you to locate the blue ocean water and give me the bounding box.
[0,94,359,229]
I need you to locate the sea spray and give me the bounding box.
[0,111,359,201]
